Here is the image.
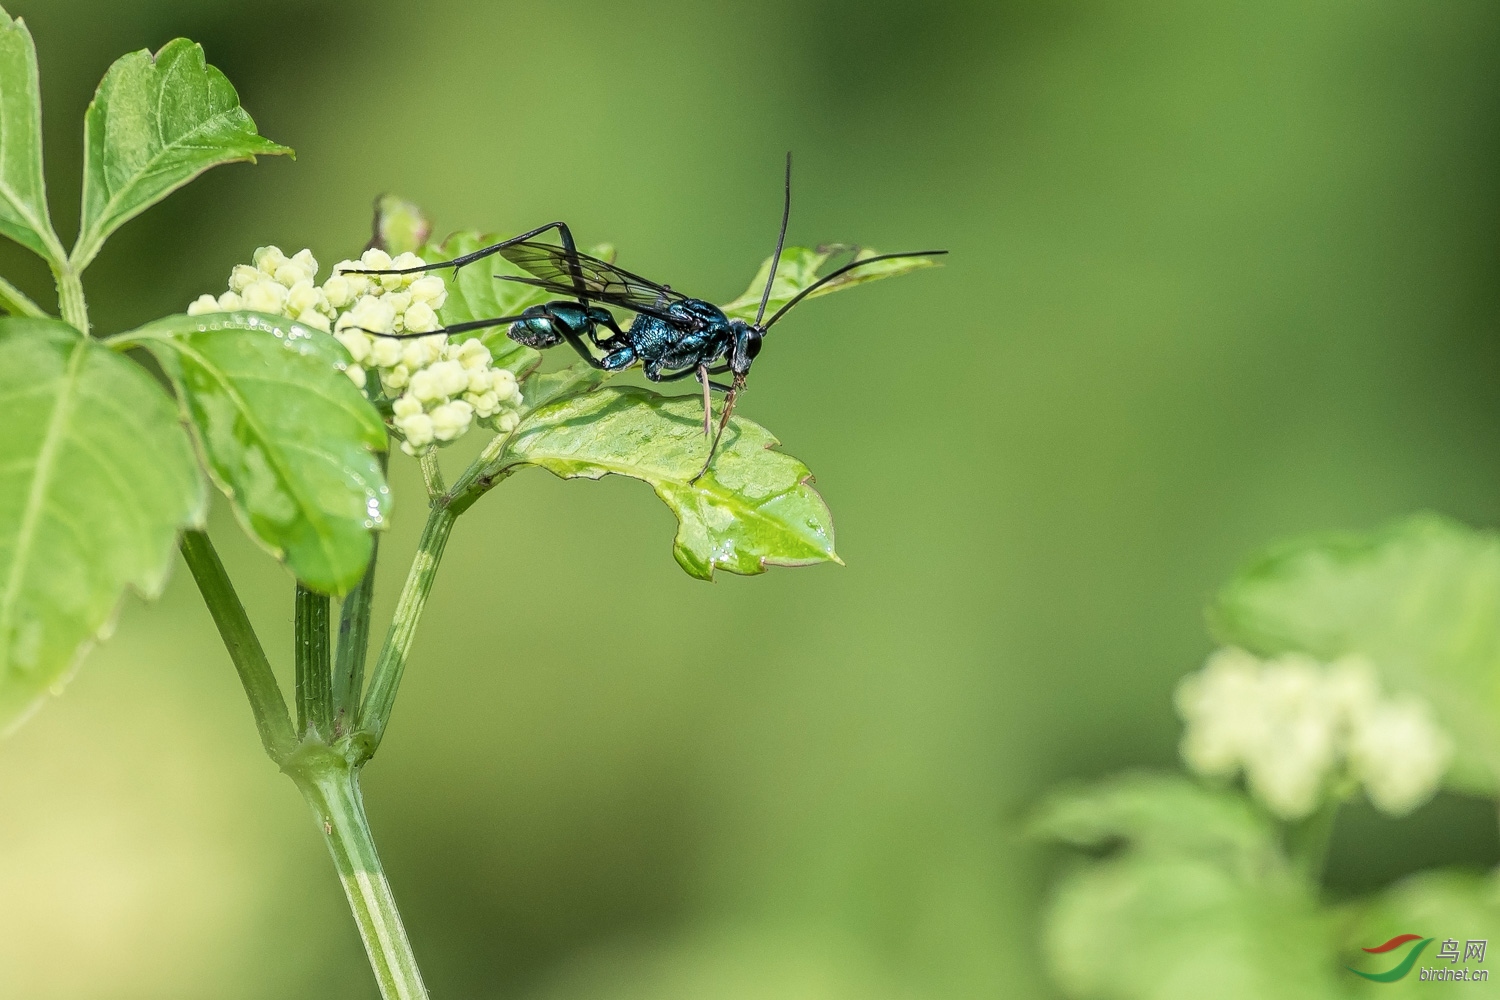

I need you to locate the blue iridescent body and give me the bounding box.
[511,297,761,383]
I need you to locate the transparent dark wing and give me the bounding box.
[498,241,687,311]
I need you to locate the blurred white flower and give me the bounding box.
[1175,648,1451,820]
[1348,695,1453,816]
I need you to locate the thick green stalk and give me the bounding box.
[334,533,380,730]
[285,745,429,1000]
[180,530,298,761]
[296,584,333,737]
[52,265,88,334]
[358,503,455,752]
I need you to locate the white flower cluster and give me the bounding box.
[187,246,336,332]
[1175,648,1452,819]
[187,246,524,457]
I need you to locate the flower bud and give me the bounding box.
[228,264,262,293]
[408,366,444,403]
[297,309,332,333]
[335,329,372,364]
[286,280,323,315]
[346,365,367,389]
[452,338,491,369]
[253,245,289,275]
[429,400,474,441]
[348,295,397,335]
[466,390,500,417]
[495,411,519,433]
[389,252,424,280]
[322,274,354,309]
[400,336,441,370]
[243,279,289,314]
[291,249,319,280]
[398,412,435,449]
[217,291,244,311]
[381,364,411,391]
[274,262,309,288]
[392,394,424,419]
[359,248,393,272]
[409,275,447,307]
[187,294,222,316]
[403,301,438,333]
[369,335,403,368]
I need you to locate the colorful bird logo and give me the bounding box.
[1347,934,1433,983]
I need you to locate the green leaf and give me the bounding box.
[520,359,609,411]
[74,38,291,270]
[502,386,839,579]
[721,244,941,322]
[1212,514,1500,795]
[1343,870,1500,996]
[114,312,389,595]
[0,318,204,732]
[423,230,617,377]
[0,8,63,265]
[1037,774,1344,1000]
[1032,771,1280,869]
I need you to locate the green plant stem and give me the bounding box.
[180,530,297,761]
[52,265,88,334]
[1287,796,1342,887]
[334,533,379,730]
[284,744,429,1000]
[418,449,445,499]
[0,274,48,318]
[358,502,455,753]
[296,584,333,737]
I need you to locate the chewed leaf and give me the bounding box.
[74,38,291,269]
[114,312,389,594]
[0,318,205,732]
[0,8,63,264]
[502,386,838,579]
[721,244,942,322]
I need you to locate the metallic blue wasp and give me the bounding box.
[348,155,946,479]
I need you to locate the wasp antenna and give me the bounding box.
[754,152,794,327]
[762,249,948,330]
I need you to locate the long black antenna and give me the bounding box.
[755,152,794,327]
[762,249,948,330]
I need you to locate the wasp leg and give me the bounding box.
[697,364,713,436]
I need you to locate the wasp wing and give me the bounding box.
[497,241,687,313]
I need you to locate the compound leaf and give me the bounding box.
[502,386,838,579]
[0,7,63,264]
[74,38,290,270]
[0,318,204,732]
[115,312,389,594]
[721,244,941,322]
[1212,514,1500,795]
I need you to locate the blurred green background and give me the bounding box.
[3,1,1500,997]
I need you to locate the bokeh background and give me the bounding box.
[2,1,1500,996]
